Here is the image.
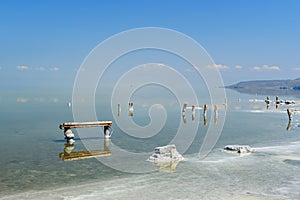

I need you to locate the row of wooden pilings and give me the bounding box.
[117,103,134,117]
[182,103,222,125]
[264,96,299,131]
[265,96,296,109]
[117,102,225,124]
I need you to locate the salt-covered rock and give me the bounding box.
[224,145,255,154]
[148,144,184,162]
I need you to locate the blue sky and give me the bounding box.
[0,0,300,88]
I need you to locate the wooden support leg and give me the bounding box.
[64,128,75,143]
[104,126,111,138]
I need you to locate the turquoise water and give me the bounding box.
[1,89,300,199]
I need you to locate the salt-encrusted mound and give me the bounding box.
[148,144,184,162]
[224,145,255,154]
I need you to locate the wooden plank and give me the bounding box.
[59,121,112,129]
[59,150,112,161]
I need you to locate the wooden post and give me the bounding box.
[265,96,270,104]
[128,102,134,116]
[275,96,279,104]
[191,105,195,121]
[64,129,75,143]
[182,103,187,113]
[265,96,270,109]
[203,104,208,117]
[214,104,218,125]
[103,126,112,139]
[287,108,293,121]
[182,103,187,123]
[203,104,208,126]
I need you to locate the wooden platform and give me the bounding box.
[59,121,112,130]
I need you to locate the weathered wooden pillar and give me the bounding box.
[64,129,75,143]
[265,96,270,104]
[214,104,218,125]
[128,102,134,116]
[117,103,121,117]
[275,96,279,109]
[104,126,111,139]
[203,104,208,126]
[287,108,293,121]
[191,105,195,121]
[182,103,187,123]
[265,96,270,109]
[182,103,187,113]
[203,104,208,117]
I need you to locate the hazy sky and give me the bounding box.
[0,0,300,88]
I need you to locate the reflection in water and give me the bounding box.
[117,103,121,117]
[147,145,183,172]
[223,98,227,110]
[150,160,181,172]
[203,115,207,126]
[286,120,292,131]
[182,112,187,124]
[59,139,111,161]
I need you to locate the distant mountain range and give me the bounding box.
[226,78,300,98]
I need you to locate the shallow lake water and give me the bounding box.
[1,88,300,199]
